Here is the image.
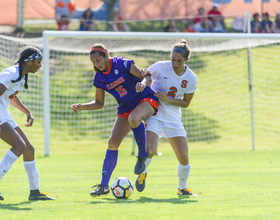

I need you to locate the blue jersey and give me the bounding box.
[93,57,157,114]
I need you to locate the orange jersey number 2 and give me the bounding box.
[167,87,177,97]
[167,80,188,97]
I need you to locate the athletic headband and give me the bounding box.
[23,51,42,62]
[172,47,188,58]
[90,47,108,54]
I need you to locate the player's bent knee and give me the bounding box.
[24,144,35,155]
[127,117,141,128]
[128,113,143,127]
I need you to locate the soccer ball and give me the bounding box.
[111,177,133,199]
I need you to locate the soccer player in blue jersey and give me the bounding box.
[71,44,158,197]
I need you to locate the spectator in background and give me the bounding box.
[261,12,273,33]
[56,0,75,31]
[79,8,95,31]
[193,7,214,32]
[113,9,130,32]
[164,19,180,32]
[56,12,72,31]
[208,3,228,32]
[251,13,262,33]
[271,13,280,33]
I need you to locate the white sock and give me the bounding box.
[24,160,39,190]
[178,163,191,190]
[143,157,153,174]
[0,150,18,180]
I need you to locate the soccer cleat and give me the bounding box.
[0,192,4,201]
[134,156,146,175]
[90,184,110,197]
[28,191,56,200]
[135,173,147,192]
[177,188,197,196]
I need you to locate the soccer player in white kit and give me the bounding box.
[135,39,198,195]
[0,46,55,201]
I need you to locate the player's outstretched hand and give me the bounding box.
[71,104,83,113]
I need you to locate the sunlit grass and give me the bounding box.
[1,139,280,220]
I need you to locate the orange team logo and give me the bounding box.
[113,185,120,195]
[9,90,19,99]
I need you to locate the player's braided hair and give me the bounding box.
[172,39,191,59]
[12,46,41,89]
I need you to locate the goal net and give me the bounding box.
[1,32,279,155]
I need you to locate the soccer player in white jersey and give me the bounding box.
[0,46,55,201]
[135,39,198,195]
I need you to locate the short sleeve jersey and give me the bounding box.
[261,19,272,29]
[194,15,206,24]
[0,65,25,115]
[93,57,156,114]
[148,61,197,123]
[208,10,222,21]
[57,21,69,30]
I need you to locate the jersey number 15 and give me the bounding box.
[116,85,127,97]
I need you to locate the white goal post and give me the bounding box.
[40,31,280,155]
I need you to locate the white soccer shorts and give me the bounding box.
[0,112,18,128]
[145,116,186,138]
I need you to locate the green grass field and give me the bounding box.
[0,138,280,220]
